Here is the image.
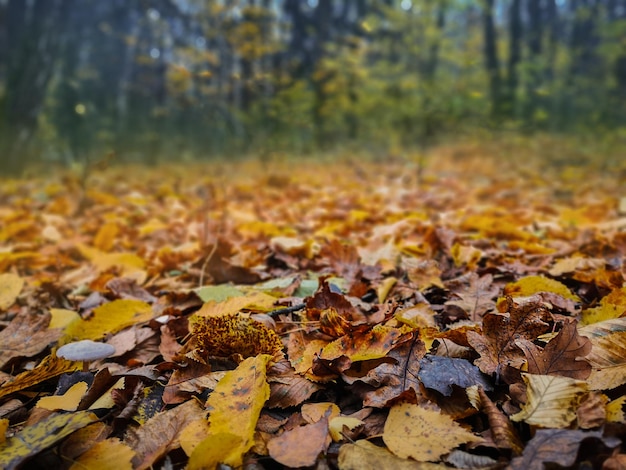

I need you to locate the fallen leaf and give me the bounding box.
[123,399,205,470]
[383,402,482,461]
[509,429,617,470]
[338,440,438,469]
[37,381,88,411]
[0,273,24,310]
[0,411,98,470]
[418,356,492,396]
[203,354,271,467]
[267,412,330,467]
[0,355,80,400]
[62,299,153,343]
[516,320,591,379]
[445,274,498,320]
[0,312,61,369]
[510,373,588,428]
[69,438,135,470]
[503,275,579,301]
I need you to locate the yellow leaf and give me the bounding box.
[48,308,81,330]
[62,299,153,343]
[606,396,626,423]
[329,416,363,441]
[93,222,119,252]
[339,440,440,470]
[580,318,626,389]
[0,355,80,400]
[320,324,404,362]
[70,438,135,470]
[510,374,588,427]
[179,420,211,457]
[302,402,340,423]
[195,291,277,317]
[0,411,98,470]
[77,244,146,283]
[203,354,271,468]
[88,378,125,410]
[0,419,8,445]
[503,275,579,301]
[383,403,482,461]
[0,273,24,310]
[37,381,88,411]
[187,433,243,470]
[581,287,626,325]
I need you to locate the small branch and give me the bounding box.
[198,242,218,287]
[267,303,306,317]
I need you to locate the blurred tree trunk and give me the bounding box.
[524,0,543,124]
[482,0,503,119]
[505,0,522,119]
[1,0,69,174]
[312,0,332,148]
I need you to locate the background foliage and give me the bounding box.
[1,0,625,173]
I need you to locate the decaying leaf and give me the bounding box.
[200,354,271,468]
[510,373,589,428]
[0,411,98,470]
[516,320,591,379]
[338,440,440,470]
[445,273,498,320]
[509,429,618,470]
[418,355,492,396]
[383,402,482,461]
[267,411,331,467]
[184,313,283,361]
[123,399,205,470]
[467,296,552,376]
[0,312,61,369]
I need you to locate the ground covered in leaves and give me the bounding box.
[1,149,626,469]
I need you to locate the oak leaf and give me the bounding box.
[516,320,591,379]
[445,273,497,321]
[467,296,552,377]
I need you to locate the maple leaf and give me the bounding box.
[445,273,498,321]
[466,296,552,378]
[515,320,591,379]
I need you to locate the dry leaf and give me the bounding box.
[510,374,588,428]
[267,412,330,467]
[0,273,24,311]
[69,438,134,470]
[37,381,88,411]
[383,402,482,461]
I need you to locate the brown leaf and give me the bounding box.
[124,399,205,470]
[354,338,427,408]
[472,387,523,455]
[467,296,552,377]
[516,320,591,379]
[266,359,322,408]
[0,312,61,369]
[267,412,330,467]
[509,429,617,470]
[445,273,498,321]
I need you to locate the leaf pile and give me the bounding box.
[1,155,626,469]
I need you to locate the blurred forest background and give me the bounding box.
[1,0,625,174]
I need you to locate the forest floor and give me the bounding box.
[1,143,626,469]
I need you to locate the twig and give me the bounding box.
[267,303,306,317]
[198,242,218,287]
